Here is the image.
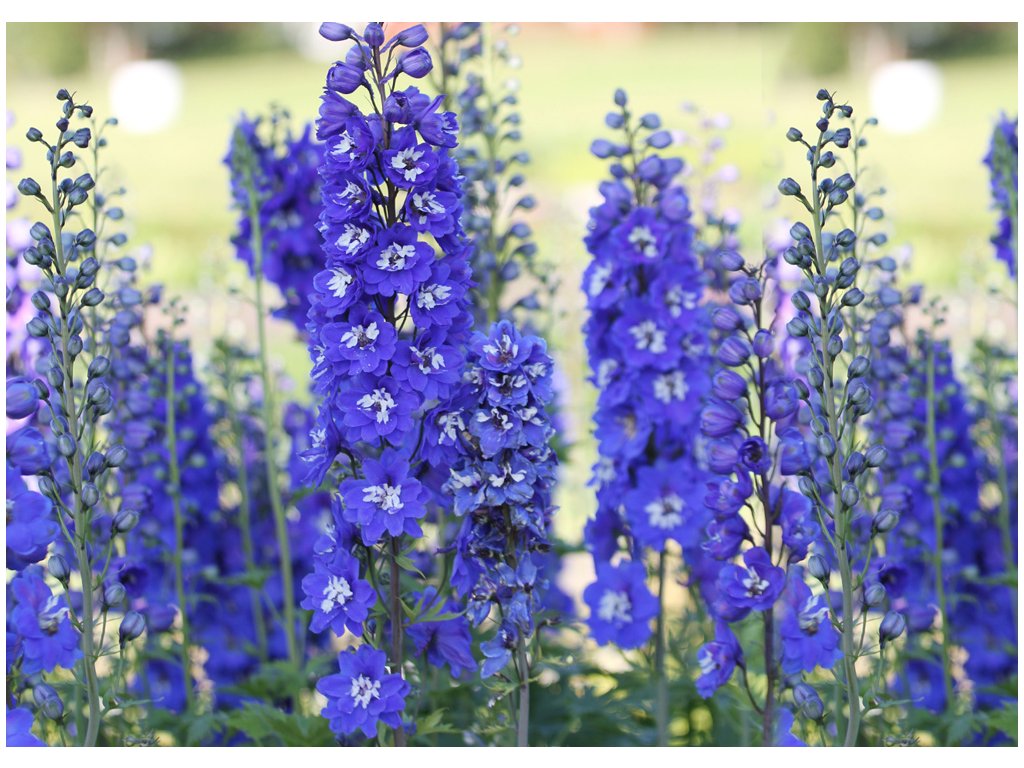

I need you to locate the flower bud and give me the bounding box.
[119,611,146,646]
[57,434,77,458]
[840,483,860,508]
[363,22,384,46]
[864,582,886,607]
[864,445,887,468]
[879,611,906,646]
[397,48,432,78]
[786,127,803,142]
[711,306,743,331]
[6,377,41,419]
[712,370,748,401]
[48,554,71,583]
[794,683,824,721]
[816,434,836,458]
[319,22,354,41]
[778,178,801,196]
[81,288,105,307]
[81,482,100,508]
[18,177,41,196]
[106,444,129,468]
[872,508,900,535]
[718,335,752,367]
[808,554,830,582]
[112,508,140,534]
[752,330,774,358]
[34,683,64,721]
[717,251,745,271]
[103,582,127,607]
[614,88,628,107]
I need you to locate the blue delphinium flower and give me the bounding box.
[226,112,324,330]
[8,566,81,675]
[695,620,745,699]
[406,586,476,679]
[777,567,840,675]
[983,114,1017,277]
[317,645,410,739]
[301,549,376,637]
[6,705,45,747]
[583,560,659,649]
[5,463,58,569]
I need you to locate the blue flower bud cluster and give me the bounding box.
[437,23,551,326]
[226,112,324,330]
[580,90,711,650]
[983,114,1017,278]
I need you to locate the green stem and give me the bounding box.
[248,193,299,668]
[809,146,860,747]
[388,537,407,747]
[165,336,194,711]
[654,549,669,747]
[516,638,530,748]
[925,344,955,713]
[984,357,1017,630]
[223,353,269,663]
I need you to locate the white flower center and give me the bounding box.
[698,648,717,675]
[416,283,452,310]
[476,408,512,432]
[334,130,356,159]
[628,225,658,258]
[392,146,426,182]
[645,492,684,529]
[411,190,445,221]
[629,320,667,354]
[437,411,464,442]
[320,575,353,613]
[653,371,688,403]
[799,597,829,634]
[364,483,404,511]
[588,264,612,297]
[357,388,397,424]
[377,243,417,271]
[482,334,519,365]
[413,346,444,373]
[341,321,380,350]
[742,570,770,597]
[597,589,632,625]
[336,223,370,255]
[666,285,697,316]
[327,268,352,299]
[350,674,382,709]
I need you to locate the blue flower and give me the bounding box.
[317,645,410,739]
[625,463,702,550]
[696,620,744,698]
[6,706,44,747]
[777,567,840,674]
[340,449,428,545]
[717,547,785,613]
[6,464,58,568]
[584,560,659,649]
[8,567,81,674]
[406,587,476,679]
[301,550,376,637]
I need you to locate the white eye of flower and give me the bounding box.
[645,492,684,529]
[350,674,382,709]
[327,268,352,299]
[357,388,397,424]
[413,346,444,374]
[416,283,452,310]
[411,191,445,220]
[377,243,417,271]
[333,130,356,159]
[597,589,632,625]
[310,428,326,448]
[320,575,353,613]
[340,321,381,350]
[588,264,613,297]
[798,597,829,634]
[482,334,519,365]
[336,180,363,203]
[392,146,426,182]
[629,320,667,354]
[437,411,464,442]
[628,225,658,258]
[363,483,404,511]
[336,223,370,254]
[698,648,717,676]
[653,371,688,403]
[742,570,770,597]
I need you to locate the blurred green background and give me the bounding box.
[6,22,1018,546]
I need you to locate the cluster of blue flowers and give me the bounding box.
[983,114,1017,277]
[580,90,710,652]
[302,21,478,743]
[226,112,324,330]
[440,320,558,678]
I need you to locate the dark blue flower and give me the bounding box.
[317,646,410,739]
[584,560,659,649]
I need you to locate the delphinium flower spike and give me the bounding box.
[8,92,146,746]
[695,249,829,746]
[778,89,898,746]
[983,114,1017,279]
[304,21,475,745]
[580,89,711,746]
[441,319,559,746]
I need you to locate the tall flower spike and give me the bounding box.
[580,90,711,746]
[306,21,475,744]
[983,114,1017,278]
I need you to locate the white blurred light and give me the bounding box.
[869,60,943,135]
[109,60,183,134]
